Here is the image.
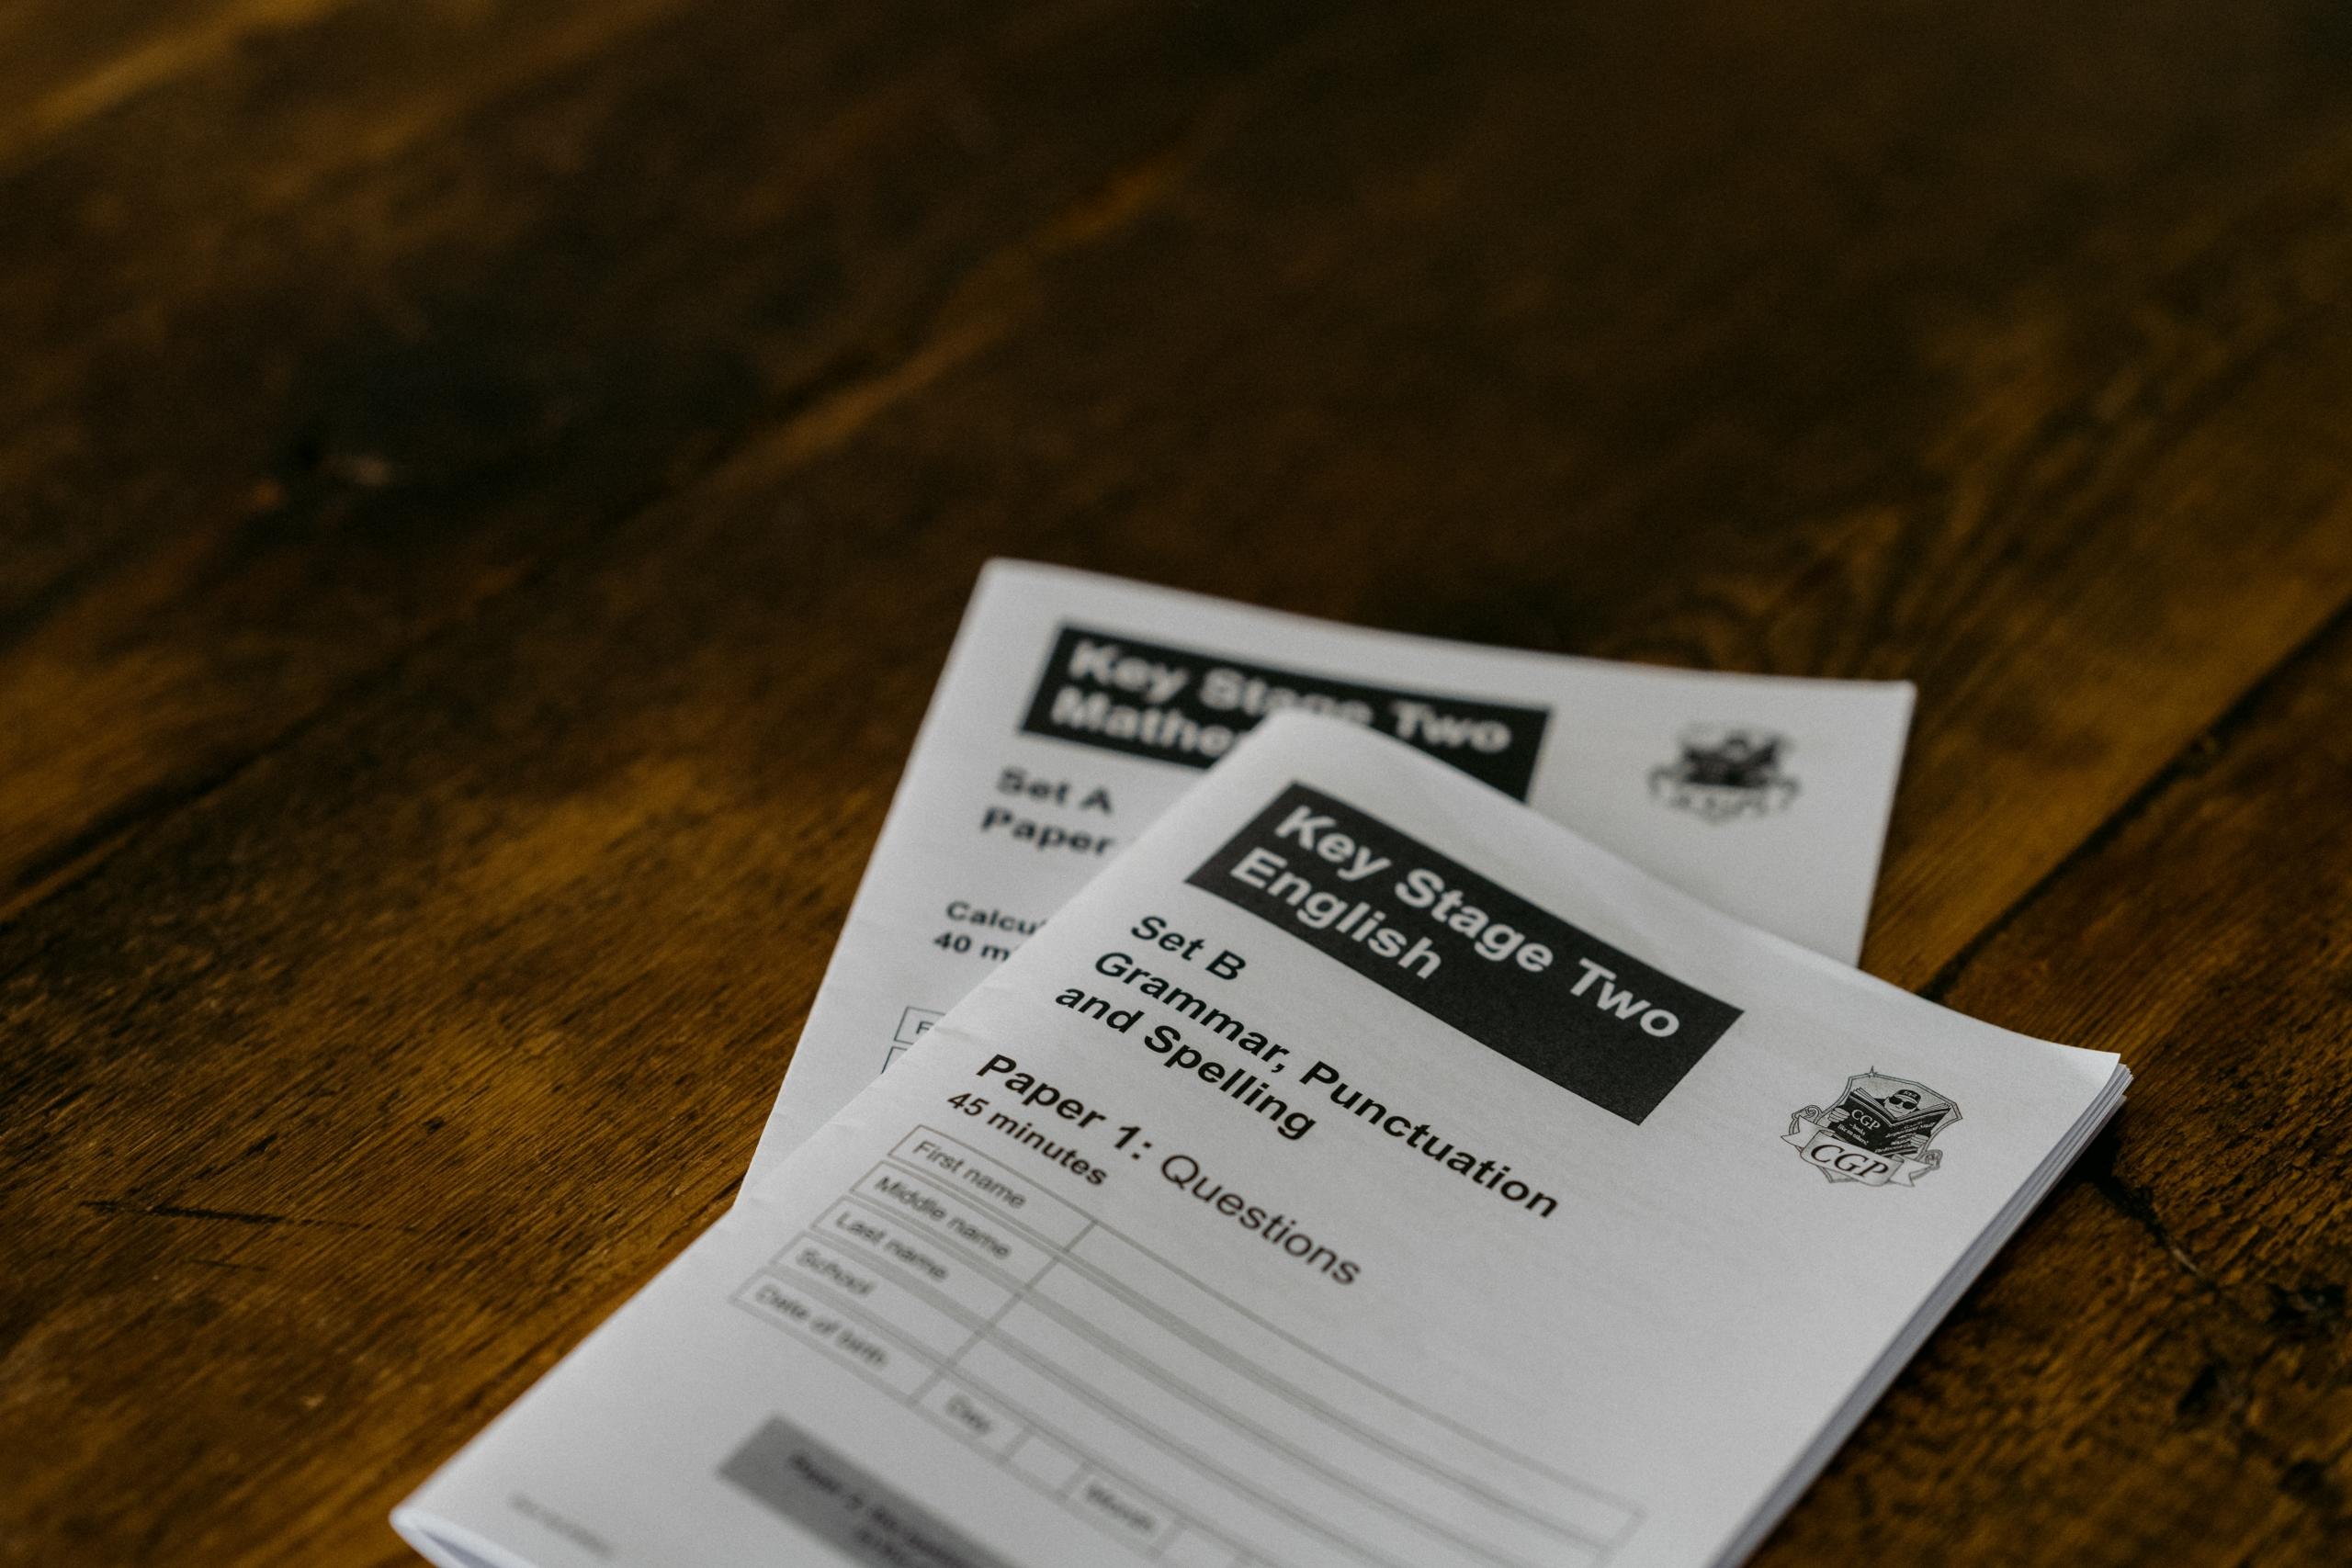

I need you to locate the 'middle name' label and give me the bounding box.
[1189,784,1741,1122]
[1019,625,1549,799]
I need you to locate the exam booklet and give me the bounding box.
[746,560,1916,1183]
[397,713,2126,1568]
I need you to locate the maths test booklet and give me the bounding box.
[745,560,1916,1183]
[398,713,2126,1568]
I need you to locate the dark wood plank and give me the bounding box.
[0,0,1342,913]
[5,2,2352,1565]
[1757,602,2352,1566]
[0,0,351,169]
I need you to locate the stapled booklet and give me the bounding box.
[745,559,1916,1182]
[397,713,2126,1568]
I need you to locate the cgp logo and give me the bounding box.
[1783,1071,1961,1187]
[1650,726,1799,822]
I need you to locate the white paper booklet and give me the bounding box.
[398,714,2125,1568]
[745,560,1915,1183]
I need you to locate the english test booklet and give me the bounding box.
[746,560,1917,1184]
[398,713,2127,1568]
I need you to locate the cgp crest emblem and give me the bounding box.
[1649,726,1799,822]
[1785,1071,1961,1187]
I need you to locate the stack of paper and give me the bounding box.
[747,561,1917,1174]
[394,563,2126,1568]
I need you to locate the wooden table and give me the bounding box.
[6,3,2349,1563]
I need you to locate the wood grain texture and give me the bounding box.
[3,1,2350,1564]
[1763,602,2352,1567]
[0,0,1339,912]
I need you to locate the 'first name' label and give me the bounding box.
[1019,624,1549,798]
[1189,784,1742,1122]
